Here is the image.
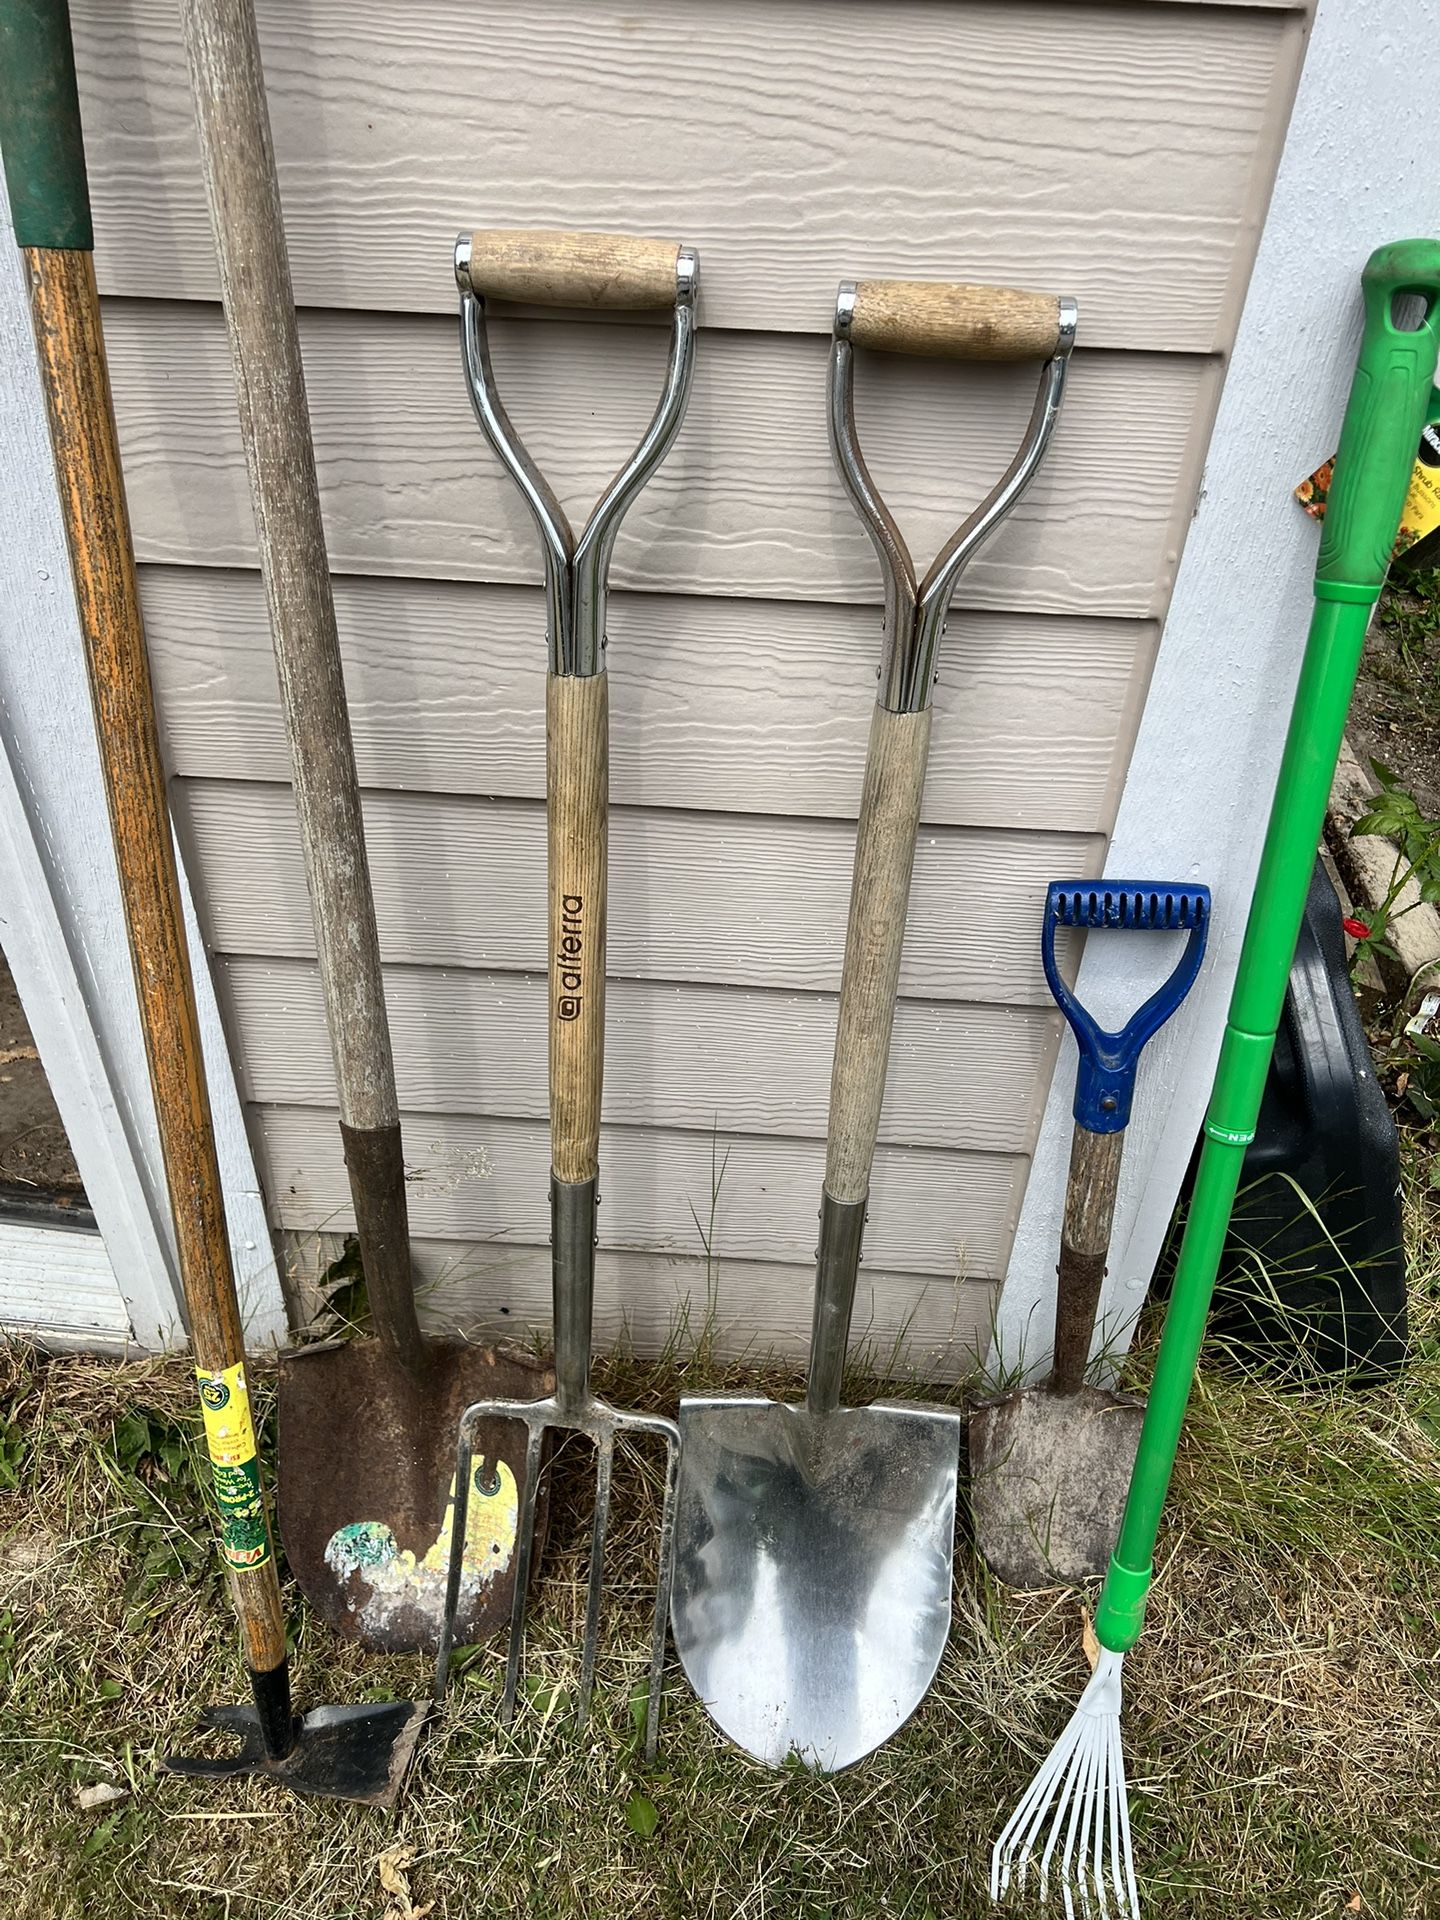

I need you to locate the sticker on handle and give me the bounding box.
[196,1363,271,1570]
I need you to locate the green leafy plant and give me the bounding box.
[1347,761,1440,975]
[1376,561,1440,672]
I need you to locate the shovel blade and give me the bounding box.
[277,1339,552,1652]
[968,1384,1144,1589]
[671,1394,962,1771]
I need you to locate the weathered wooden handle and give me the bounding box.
[849,280,1064,360]
[1050,1124,1127,1394]
[824,704,933,1205]
[26,245,286,1674]
[548,674,609,1184]
[465,229,682,310]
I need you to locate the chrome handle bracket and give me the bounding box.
[829,282,1078,713]
[456,236,700,677]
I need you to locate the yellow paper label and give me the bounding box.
[196,1362,258,1468]
[196,1363,270,1569]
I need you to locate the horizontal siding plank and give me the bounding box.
[143,565,1146,833]
[283,1231,997,1380]
[106,301,1208,618]
[256,1104,1024,1279]
[182,781,1097,1005]
[219,956,1060,1154]
[73,0,1293,351]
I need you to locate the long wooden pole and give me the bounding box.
[0,0,292,1754]
[178,0,421,1370]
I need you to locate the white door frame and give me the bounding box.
[0,176,286,1353]
[996,0,1438,1376]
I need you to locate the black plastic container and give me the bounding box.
[1204,859,1408,1379]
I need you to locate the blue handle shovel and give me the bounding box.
[968,881,1210,1589]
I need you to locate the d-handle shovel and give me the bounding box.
[969,882,1210,1589]
[0,0,423,1803]
[432,230,699,1763]
[670,276,1077,1772]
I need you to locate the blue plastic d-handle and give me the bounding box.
[1041,881,1212,1134]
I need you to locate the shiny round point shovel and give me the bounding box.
[671,275,1077,1771]
[969,881,1210,1590]
[432,230,699,1763]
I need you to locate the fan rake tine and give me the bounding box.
[576,1429,615,1729]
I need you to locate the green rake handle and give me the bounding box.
[1096,240,1440,1653]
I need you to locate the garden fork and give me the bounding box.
[433,230,699,1761]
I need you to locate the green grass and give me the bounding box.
[3,1160,1439,1920]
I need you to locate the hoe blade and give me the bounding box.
[670,1395,961,1770]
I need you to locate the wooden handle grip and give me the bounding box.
[824,704,933,1205]
[1050,1124,1126,1394]
[548,674,609,1184]
[849,280,1064,360]
[465,229,682,310]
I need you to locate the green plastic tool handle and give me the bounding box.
[0,0,93,249]
[1316,241,1440,600]
[1096,240,1440,1656]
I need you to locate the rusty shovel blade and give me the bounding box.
[277,1339,552,1652]
[968,1384,1144,1590]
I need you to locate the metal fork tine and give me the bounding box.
[576,1431,614,1728]
[500,1420,547,1729]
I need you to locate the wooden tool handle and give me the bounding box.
[465,229,682,310]
[548,674,609,1184]
[849,280,1064,360]
[824,704,933,1205]
[181,0,421,1369]
[27,246,286,1674]
[1050,1123,1127,1394]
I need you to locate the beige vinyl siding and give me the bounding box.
[76,0,1296,347]
[71,0,1312,1369]
[106,305,1207,614]
[142,568,1147,832]
[179,783,1098,1003]
[217,958,1060,1153]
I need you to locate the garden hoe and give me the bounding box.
[992,238,1440,1920]
[432,231,699,1762]
[176,0,548,1657]
[0,0,424,1803]
[670,276,1078,1770]
[969,881,1209,1589]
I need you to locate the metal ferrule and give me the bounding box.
[806,1190,868,1417]
[830,284,1078,715]
[551,1176,597,1415]
[456,237,699,677]
[244,1658,296,1762]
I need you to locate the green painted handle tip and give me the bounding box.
[0,0,93,251]
[1316,238,1440,598]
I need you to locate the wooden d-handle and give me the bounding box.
[847,279,1065,361]
[462,229,683,310]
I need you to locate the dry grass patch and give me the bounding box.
[3,1169,1438,1918]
